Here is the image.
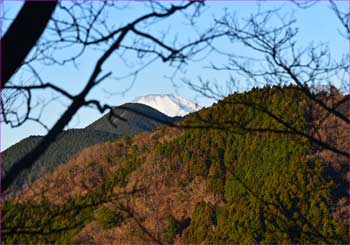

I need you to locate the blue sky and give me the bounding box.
[1,0,349,150]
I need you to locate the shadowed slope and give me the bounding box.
[85,102,180,135]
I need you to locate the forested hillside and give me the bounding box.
[2,86,349,244]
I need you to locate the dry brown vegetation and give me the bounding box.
[15,125,218,243]
[17,126,183,204]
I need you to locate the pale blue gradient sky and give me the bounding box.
[1,1,349,150]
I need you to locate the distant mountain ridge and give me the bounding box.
[133,94,202,117]
[2,102,180,198]
[86,102,179,135]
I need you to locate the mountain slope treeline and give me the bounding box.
[2,86,349,244]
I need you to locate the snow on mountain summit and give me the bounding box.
[132,94,202,117]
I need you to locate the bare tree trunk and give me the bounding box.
[1,1,58,87]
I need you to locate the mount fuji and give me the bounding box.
[133,94,202,117]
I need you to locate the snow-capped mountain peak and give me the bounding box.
[132,94,202,117]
